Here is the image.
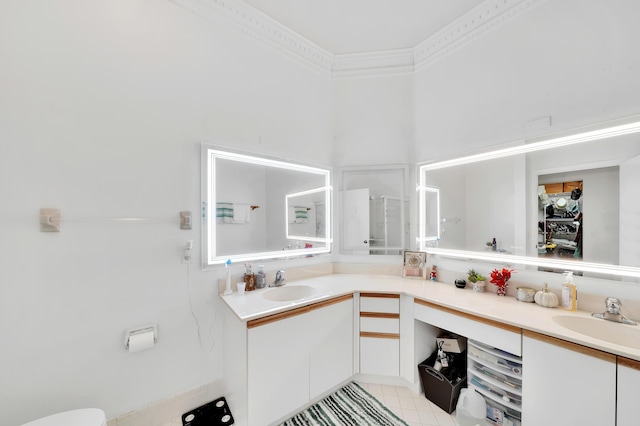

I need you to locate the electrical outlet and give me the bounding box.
[183,240,193,263]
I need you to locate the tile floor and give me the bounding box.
[358,382,458,426]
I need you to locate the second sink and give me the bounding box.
[552,315,640,350]
[262,285,317,302]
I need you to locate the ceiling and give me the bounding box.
[171,0,542,77]
[242,0,486,54]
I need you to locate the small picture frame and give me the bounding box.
[402,250,427,279]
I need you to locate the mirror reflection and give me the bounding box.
[420,155,523,255]
[419,118,640,277]
[286,187,327,244]
[204,147,331,265]
[529,134,640,267]
[340,166,409,255]
[420,186,440,242]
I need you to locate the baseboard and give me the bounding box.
[353,373,422,395]
[106,379,226,426]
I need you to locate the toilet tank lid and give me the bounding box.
[21,408,106,426]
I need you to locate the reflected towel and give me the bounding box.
[216,202,233,224]
[288,206,308,223]
[233,204,251,223]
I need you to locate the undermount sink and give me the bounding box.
[262,285,317,302]
[552,315,640,350]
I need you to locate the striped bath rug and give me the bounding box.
[279,382,409,426]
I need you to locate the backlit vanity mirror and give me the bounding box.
[418,115,640,278]
[340,165,409,255]
[203,146,332,266]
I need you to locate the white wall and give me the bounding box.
[332,74,415,166]
[414,0,640,161]
[0,0,332,424]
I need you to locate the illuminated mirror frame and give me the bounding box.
[418,114,640,278]
[203,146,332,266]
[285,186,328,242]
[417,186,440,244]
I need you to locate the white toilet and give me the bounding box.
[21,408,106,426]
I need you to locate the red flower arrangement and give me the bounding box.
[490,268,513,296]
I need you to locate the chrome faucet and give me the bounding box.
[269,270,286,287]
[592,297,637,325]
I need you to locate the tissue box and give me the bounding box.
[436,334,467,353]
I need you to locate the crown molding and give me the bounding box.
[331,49,416,79]
[169,0,545,79]
[169,0,334,76]
[414,0,546,72]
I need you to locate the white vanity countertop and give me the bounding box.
[220,274,640,362]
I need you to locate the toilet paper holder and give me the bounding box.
[124,324,158,350]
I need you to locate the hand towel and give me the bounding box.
[233,203,251,223]
[216,202,233,224]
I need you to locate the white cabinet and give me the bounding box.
[248,310,309,425]
[359,293,400,376]
[617,357,640,426]
[247,295,354,426]
[522,331,616,426]
[308,298,355,399]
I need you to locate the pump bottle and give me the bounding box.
[244,263,256,292]
[561,271,578,311]
[255,265,266,289]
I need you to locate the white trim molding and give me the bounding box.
[332,49,416,79]
[414,0,546,72]
[169,0,546,78]
[169,0,334,76]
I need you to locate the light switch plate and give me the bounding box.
[180,211,192,230]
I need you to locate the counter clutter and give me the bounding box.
[220,273,640,362]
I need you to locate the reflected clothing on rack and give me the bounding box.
[574,212,583,258]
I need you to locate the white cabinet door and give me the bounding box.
[617,357,640,426]
[360,336,400,376]
[522,331,616,426]
[248,313,310,426]
[248,296,354,426]
[309,298,354,399]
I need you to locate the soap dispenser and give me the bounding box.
[244,263,256,292]
[561,271,577,311]
[255,265,266,289]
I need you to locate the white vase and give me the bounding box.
[472,281,486,293]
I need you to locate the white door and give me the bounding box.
[342,188,370,253]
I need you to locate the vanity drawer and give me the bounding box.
[360,316,400,334]
[360,293,400,314]
[414,300,522,356]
